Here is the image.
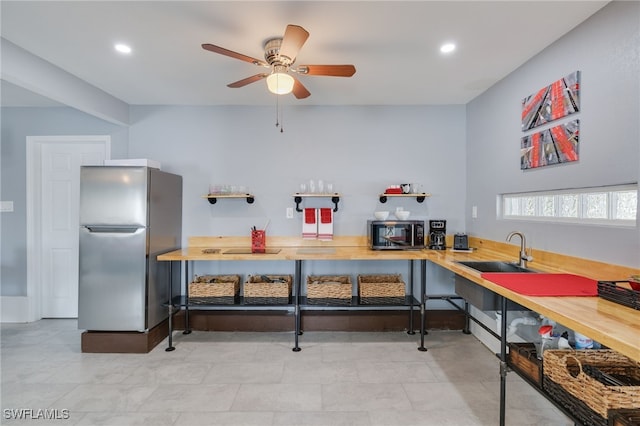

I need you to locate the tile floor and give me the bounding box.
[1,320,573,425]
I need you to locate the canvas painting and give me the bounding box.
[522,71,580,131]
[521,119,579,170]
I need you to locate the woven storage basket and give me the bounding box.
[188,274,241,304]
[243,274,292,304]
[508,343,543,388]
[543,350,640,426]
[357,274,405,305]
[609,409,640,426]
[306,275,352,305]
[609,410,640,426]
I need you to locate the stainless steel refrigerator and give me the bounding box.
[78,166,182,332]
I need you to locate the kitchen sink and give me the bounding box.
[456,260,535,273]
[454,261,533,311]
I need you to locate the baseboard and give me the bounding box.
[173,309,466,332]
[1,296,30,322]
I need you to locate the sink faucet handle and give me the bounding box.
[523,248,533,262]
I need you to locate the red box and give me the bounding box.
[251,230,265,253]
[385,188,403,194]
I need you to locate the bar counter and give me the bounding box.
[158,236,640,362]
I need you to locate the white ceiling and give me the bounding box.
[1,1,608,107]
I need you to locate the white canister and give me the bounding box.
[574,331,593,349]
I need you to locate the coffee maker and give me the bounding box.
[428,220,447,250]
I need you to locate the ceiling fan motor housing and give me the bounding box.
[264,38,293,67]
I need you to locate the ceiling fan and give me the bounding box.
[202,24,356,99]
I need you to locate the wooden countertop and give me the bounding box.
[158,235,640,361]
[157,236,427,261]
[428,245,640,363]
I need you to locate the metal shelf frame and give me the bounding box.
[164,258,429,353]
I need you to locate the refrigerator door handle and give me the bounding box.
[85,226,142,233]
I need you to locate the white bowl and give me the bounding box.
[394,210,410,220]
[374,211,389,220]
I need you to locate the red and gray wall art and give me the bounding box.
[520,71,580,170]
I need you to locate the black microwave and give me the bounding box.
[368,220,425,250]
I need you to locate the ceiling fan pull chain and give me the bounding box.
[274,94,284,133]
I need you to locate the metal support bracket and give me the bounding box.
[294,195,340,212]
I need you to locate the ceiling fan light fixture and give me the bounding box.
[266,72,294,95]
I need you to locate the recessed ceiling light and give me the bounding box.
[440,43,456,54]
[114,43,132,54]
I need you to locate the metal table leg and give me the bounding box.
[499,296,508,426]
[407,259,416,335]
[418,259,428,351]
[293,259,301,352]
[183,260,191,335]
[463,301,472,334]
[165,260,176,352]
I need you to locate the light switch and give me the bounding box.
[0,201,14,212]
[286,207,294,219]
[472,205,478,218]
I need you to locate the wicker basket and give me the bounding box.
[306,275,352,305]
[243,274,292,304]
[598,281,640,311]
[188,274,241,304]
[357,274,405,305]
[609,409,640,426]
[543,350,640,426]
[508,342,543,388]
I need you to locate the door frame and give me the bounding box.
[26,135,111,322]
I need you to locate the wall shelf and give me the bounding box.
[379,193,431,204]
[203,194,255,205]
[293,193,341,212]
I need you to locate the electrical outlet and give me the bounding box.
[0,201,14,212]
[286,207,294,219]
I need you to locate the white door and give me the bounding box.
[39,141,107,318]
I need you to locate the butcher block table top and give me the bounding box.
[428,242,640,363]
[158,235,640,362]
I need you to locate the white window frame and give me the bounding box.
[499,184,637,227]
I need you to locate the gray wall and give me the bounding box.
[466,1,639,267]
[0,107,129,296]
[128,105,466,240]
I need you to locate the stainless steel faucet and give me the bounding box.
[506,231,532,268]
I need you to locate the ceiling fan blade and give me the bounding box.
[279,25,309,62]
[227,74,269,88]
[292,78,311,99]
[202,43,267,67]
[298,65,356,77]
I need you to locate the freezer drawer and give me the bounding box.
[79,166,148,227]
[78,226,148,331]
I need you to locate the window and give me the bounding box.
[500,184,637,226]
